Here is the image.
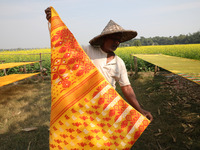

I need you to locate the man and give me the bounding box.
[45,7,153,121]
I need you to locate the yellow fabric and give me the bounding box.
[0,73,39,87]
[49,7,150,150]
[0,62,39,70]
[133,54,200,85]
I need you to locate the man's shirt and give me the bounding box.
[82,45,130,89]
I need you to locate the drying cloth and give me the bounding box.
[0,61,38,70]
[0,73,39,87]
[132,54,200,85]
[49,7,150,150]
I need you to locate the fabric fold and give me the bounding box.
[49,6,150,150]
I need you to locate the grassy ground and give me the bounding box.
[0,78,51,150]
[0,72,199,150]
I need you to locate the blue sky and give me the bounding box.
[0,0,200,49]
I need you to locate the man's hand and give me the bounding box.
[121,85,153,121]
[140,109,153,121]
[45,7,51,21]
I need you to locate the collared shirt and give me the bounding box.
[82,45,130,89]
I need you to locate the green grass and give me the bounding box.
[0,78,51,150]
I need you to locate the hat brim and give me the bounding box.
[89,30,137,46]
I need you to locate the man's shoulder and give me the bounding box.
[82,45,103,59]
[115,55,125,64]
[82,45,100,51]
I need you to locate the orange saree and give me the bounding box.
[49,7,150,150]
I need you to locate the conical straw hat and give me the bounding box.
[89,20,137,46]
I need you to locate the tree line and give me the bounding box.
[120,31,200,46]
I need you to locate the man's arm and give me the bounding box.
[121,85,153,121]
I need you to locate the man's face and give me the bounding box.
[102,33,122,53]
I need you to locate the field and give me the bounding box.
[115,44,200,70]
[0,44,200,75]
[0,48,51,75]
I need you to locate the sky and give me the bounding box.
[0,0,200,49]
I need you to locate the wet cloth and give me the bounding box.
[49,6,150,150]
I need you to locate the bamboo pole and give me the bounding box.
[154,65,159,75]
[130,54,133,76]
[134,56,138,76]
[39,53,43,76]
[0,60,7,75]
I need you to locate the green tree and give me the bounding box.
[133,40,142,46]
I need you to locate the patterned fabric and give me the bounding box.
[49,7,150,150]
[177,73,200,84]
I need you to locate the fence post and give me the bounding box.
[154,65,159,75]
[130,54,133,76]
[3,69,7,75]
[39,53,43,76]
[1,60,7,76]
[134,56,138,76]
[24,65,27,73]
